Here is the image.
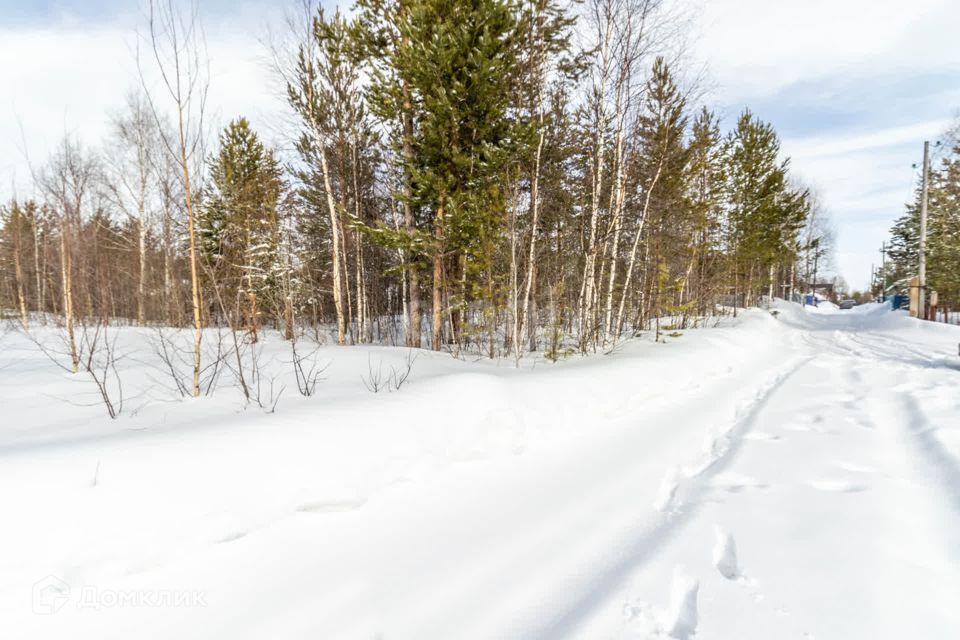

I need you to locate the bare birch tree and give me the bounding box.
[140,0,210,396]
[39,136,98,373]
[105,91,161,327]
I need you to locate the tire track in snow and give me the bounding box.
[656,355,812,515]
[834,328,960,514]
[526,355,811,639]
[861,354,960,583]
[898,392,960,516]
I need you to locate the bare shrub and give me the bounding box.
[291,340,328,397]
[362,350,417,393]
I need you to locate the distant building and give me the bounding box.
[801,282,835,301]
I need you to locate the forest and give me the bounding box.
[0,0,824,397]
[880,123,960,314]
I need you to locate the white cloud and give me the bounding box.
[689,0,960,102]
[684,0,960,289]
[0,15,285,201]
[784,119,953,160]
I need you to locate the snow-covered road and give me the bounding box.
[604,308,960,639]
[2,302,959,639]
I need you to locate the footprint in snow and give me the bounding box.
[710,472,767,493]
[821,393,858,404]
[296,497,367,513]
[843,415,874,429]
[744,431,780,442]
[654,466,682,512]
[663,571,699,640]
[783,421,838,435]
[216,530,249,544]
[809,479,869,493]
[832,461,875,474]
[621,599,661,637]
[621,571,701,639]
[712,525,739,579]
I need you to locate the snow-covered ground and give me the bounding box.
[1,302,959,639]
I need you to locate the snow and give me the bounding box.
[1,301,959,639]
[711,526,739,580]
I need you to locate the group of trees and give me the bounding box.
[881,120,960,313]
[1,0,817,372]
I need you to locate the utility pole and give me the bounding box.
[918,140,929,320]
[812,238,820,307]
[879,242,886,302]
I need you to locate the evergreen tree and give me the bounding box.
[614,56,689,335]
[638,56,692,321]
[362,0,528,350]
[927,141,960,306]
[0,200,36,326]
[686,107,726,315]
[887,189,921,285]
[890,135,960,307]
[200,118,284,339]
[724,110,808,304]
[288,6,381,345]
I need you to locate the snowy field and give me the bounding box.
[1,301,959,639]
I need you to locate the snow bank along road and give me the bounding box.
[1,302,959,639]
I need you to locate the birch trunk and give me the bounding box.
[351,140,368,343]
[33,219,44,317]
[59,225,78,373]
[602,108,627,343]
[578,26,612,349]
[520,129,544,352]
[178,125,203,397]
[509,188,520,361]
[137,216,147,326]
[318,145,346,345]
[614,157,664,339]
[12,216,28,328]
[431,197,445,351]
[400,17,421,348]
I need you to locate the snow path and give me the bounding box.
[1,303,959,639]
[614,308,960,640]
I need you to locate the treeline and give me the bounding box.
[1,0,815,374]
[880,120,960,311]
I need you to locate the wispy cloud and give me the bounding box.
[0,5,286,198]
[687,0,960,289]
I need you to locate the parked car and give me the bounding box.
[839,299,857,310]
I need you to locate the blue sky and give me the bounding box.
[690,0,960,288]
[2,0,959,290]
[0,0,245,24]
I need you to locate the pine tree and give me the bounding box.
[288,7,381,346]
[887,189,921,285]
[927,142,960,306]
[0,201,33,327]
[686,107,725,316]
[614,56,689,337]
[200,118,284,341]
[891,135,960,308]
[724,110,807,305]
[361,0,527,351]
